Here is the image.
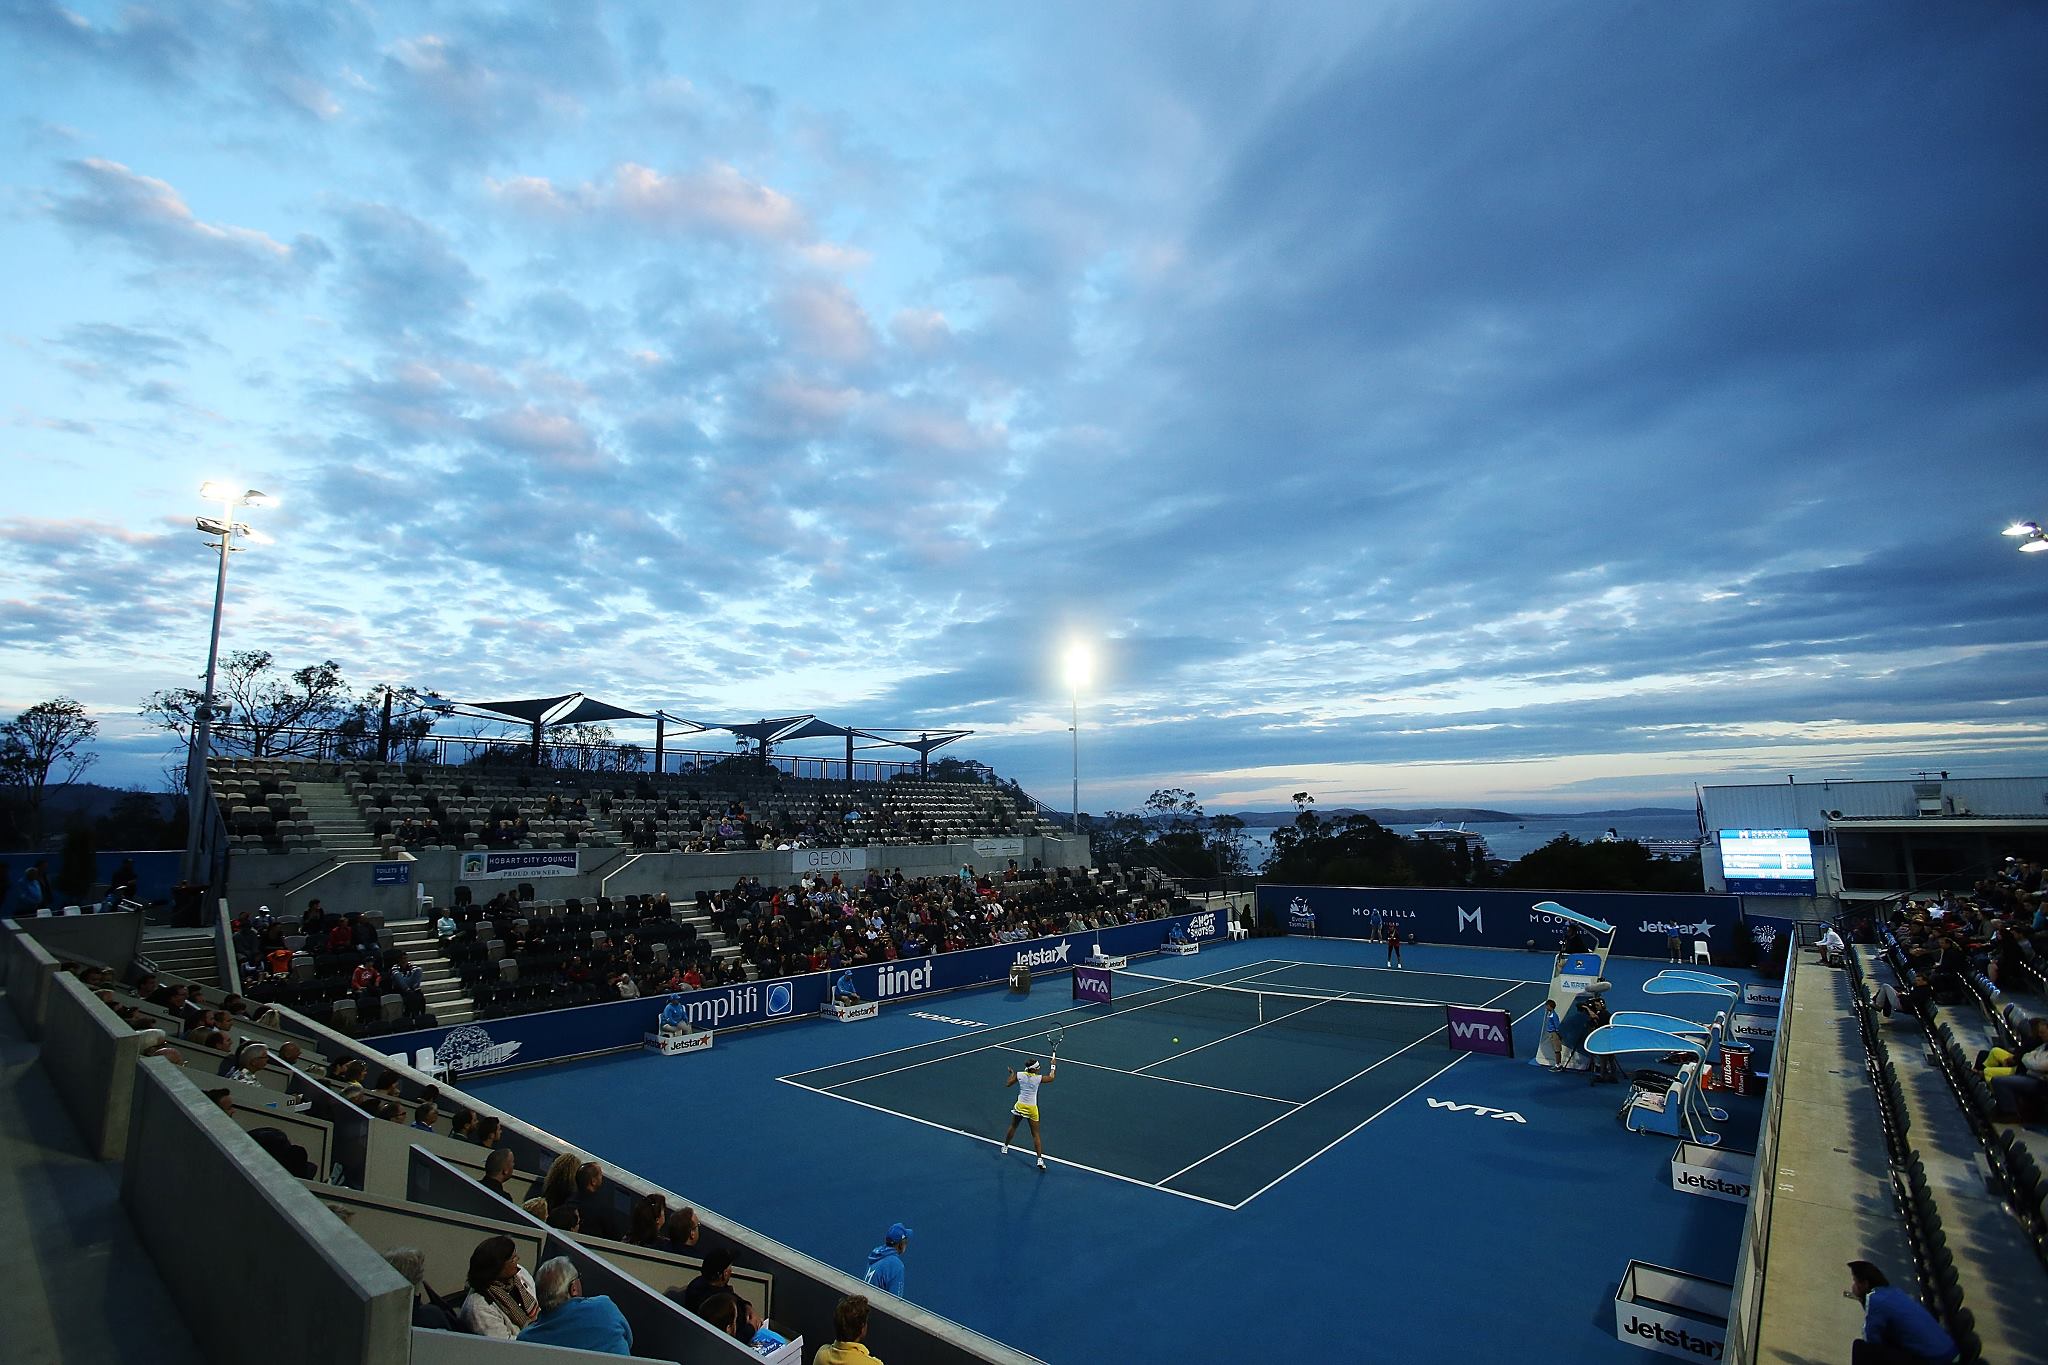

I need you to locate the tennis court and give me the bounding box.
[780,959,1549,1207]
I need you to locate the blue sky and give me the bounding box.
[2,2,2045,814]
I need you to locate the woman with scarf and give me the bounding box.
[458,1236,539,1339]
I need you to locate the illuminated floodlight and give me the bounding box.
[2003,521,2041,537]
[2023,539,2048,554]
[1062,640,1093,692]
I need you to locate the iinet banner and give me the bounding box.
[1444,1004,1515,1058]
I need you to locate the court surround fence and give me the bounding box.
[1722,922,1806,1365]
[372,907,1230,1077]
[1256,882,1743,959]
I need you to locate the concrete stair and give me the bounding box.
[295,780,385,861]
[386,920,475,1025]
[140,929,220,989]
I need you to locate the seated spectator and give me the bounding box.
[536,1151,582,1211]
[663,1205,701,1252]
[473,1115,503,1148]
[480,1147,519,1203]
[695,1291,740,1337]
[383,1246,460,1331]
[1846,1261,1956,1364]
[203,1087,235,1116]
[413,1102,440,1132]
[730,1292,786,1353]
[672,1247,735,1313]
[134,1028,185,1066]
[517,1256,633,1355]
[246,1127,316,1179]
[459,1235,538,1339]
[547,1205,582,1233]
[521,1197,551,1221]
[447,1107,477,1142]
[351,954,383,1012]
[814,1293,882,1365]
[221,1042,271,1085]
[567,1161,625,1240]
[626,1194,667,1247]
[387,955,426,1016]
[834,970,861,1005]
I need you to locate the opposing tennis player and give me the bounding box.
[999,1049,1058,1171]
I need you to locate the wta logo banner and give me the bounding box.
[1444,1004,1515,1058]
[1072,965,1112,1003]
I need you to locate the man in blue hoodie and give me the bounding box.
[863,1222,910,1297]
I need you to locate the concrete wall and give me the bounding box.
[229,835,1089,921]
[123,1055,413,1365]
[39,969,143,1159]
[1,919,62,1037]
[411,1327,681,1365]
[10,909,144,971]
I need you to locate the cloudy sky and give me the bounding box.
[3,2,2045,815]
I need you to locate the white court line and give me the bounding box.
[1157,981,1530,1190]
[1262,958,1548,987]
[1129,987,1433,1074]
[778,958,1261,1084]
[773,1075,1237,1211]
[802,967,1276,1090]
[1048,1056,1299,1106]
[1229,993,1551,1209]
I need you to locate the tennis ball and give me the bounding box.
[1172,1036,1180,1043]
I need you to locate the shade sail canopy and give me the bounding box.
[468,693,578,724]
[721,715,812,742]
[549,695,652,726]
[775,717,853,742]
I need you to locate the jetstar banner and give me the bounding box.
[1256,884,1738,960]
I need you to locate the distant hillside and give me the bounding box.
[1220,807,1523,828]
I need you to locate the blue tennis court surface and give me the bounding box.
[469,937,1760,1364]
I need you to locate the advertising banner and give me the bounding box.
[1257,884,1739,960]
[375,908,1223,1077]
[1444,1004,1515,1057]
[1072,965,1112,1004]
[1669,1140,1754,1203]
[971,838,1025,859]
[1742,913,1796,964]
[793,847,867,875]
[371,861,413,886]
[459,850,578,882]
[1613,1261,1731,1361]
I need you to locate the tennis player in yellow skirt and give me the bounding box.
[1000,1055,1057,1170]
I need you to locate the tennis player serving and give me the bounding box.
[1000,1035,1059,1170]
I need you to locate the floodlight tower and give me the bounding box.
[182,483,277,886]
[1062,641,1093,833]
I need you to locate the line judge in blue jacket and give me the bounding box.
[864,1222,910,1296]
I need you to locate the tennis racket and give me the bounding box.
[1046,1025,1066,1056]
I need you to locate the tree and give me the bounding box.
[0,696,99,847]
[1499,834,1701,894]
[333,685,445,762]
[1208,813,1252,876]
[141,651,354,759]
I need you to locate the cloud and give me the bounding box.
[491,160,818,245]
[328,202,479,340]
[46,158,329,289]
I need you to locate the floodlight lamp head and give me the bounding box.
[2002,520,2040,537]
[242,489,276,508]
[195,516,229,535]
[1061,641,1093,691]
[199,480,238,503]
[2022,538,2048,554]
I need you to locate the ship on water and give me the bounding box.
[1411,820,1498,862]
[1597,826,1703,860]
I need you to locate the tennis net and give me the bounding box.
[1101,968,1457,1046]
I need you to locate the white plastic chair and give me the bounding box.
[1692,939,1711,965]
